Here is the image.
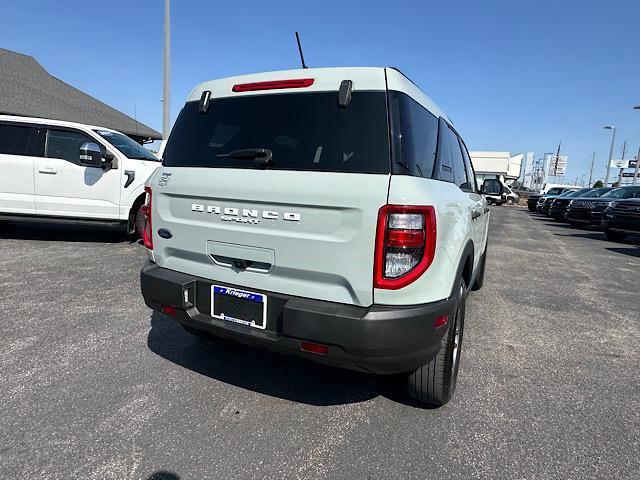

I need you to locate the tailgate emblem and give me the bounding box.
[158,172,172,186]
[191,204,301,224]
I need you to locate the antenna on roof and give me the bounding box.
[295,32,308,69]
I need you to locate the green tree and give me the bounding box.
[593,180,604,188]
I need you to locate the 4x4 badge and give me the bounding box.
[158,172,172,186]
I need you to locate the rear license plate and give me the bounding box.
[211,285,267,329]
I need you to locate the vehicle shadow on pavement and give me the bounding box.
[147,312,411,407]
[146,471,180,480]
[0,221,132,243]
[552,231,605,240]
[606,246,640,258]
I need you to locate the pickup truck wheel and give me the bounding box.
[604,229,626,242]
[471,247,487,291]
[133,206,146,239]
[406,278,466,407]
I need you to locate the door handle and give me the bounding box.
[39,167,57,174]
[471,209,482,220]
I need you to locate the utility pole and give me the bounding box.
[604,126,616,186]
[588,151,596,187]
[617,140,627,186]
[162,0,171,141]
[633,146,640,186]
[553,142,562,183]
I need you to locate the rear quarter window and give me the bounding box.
[163,91,390,174]
[388,91,438,178]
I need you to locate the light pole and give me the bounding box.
[162,0,171,141]
[604,126,616,186]
[633,107,640,185]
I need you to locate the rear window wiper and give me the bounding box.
[216,148,272,167]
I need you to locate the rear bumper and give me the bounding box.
[140,261,455,375]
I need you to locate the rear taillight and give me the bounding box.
[141,186,153,250]
[374,205,436,290]
[232,78,314,92]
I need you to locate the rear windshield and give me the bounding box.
[163,91,390,173]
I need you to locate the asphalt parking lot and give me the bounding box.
[1,207,639,480]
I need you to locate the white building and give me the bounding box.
[469,151,524,185]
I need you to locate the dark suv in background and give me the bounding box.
[602,198,640,241]
[528,187,567,212]
[549,187,612,222]
[566,186,640,228]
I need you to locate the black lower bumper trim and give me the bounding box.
[140,261,456,374]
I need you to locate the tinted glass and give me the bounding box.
[388,91,438,178]
[445,126,468,188]
[46,129,100,164]
[602,186,640,198]
[435,118,454,183]
[459,138,478,192]
[585,187,613,197]
[0,124,31,155]
[95,130,157,161]
[547,188,564,195]
[164,92,390,173]
[565,188,590,197]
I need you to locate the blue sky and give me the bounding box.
[2,0,639,183]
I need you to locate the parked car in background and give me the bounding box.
[549,187,611,221]
[504,185,519,204]
[566,185,640,228]
[0,115,160,236]
[602,198,640,241]
[528,186,567,212]
[537,188,579,215]
[140,66,503,407]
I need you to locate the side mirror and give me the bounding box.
[482,179,504,196]
[79,142,104,168]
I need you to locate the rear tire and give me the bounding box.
[604,229,626,242]
[406,278,467,407]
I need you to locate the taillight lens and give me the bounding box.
[374,205,436,290]
[141,186,153,250]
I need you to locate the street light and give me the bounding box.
[604,126,616,186]
[632,107,640,185]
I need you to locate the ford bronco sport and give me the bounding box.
[140,67,502,407]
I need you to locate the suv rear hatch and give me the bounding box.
[152,70,391,306]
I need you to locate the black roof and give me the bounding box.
[0,48,161,141]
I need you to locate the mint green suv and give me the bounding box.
[140,67,502,406]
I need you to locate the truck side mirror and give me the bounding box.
[79,142,114,170]
[79,142,104,168]
[482,179,504,196]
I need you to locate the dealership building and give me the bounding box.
[469,151,524,186]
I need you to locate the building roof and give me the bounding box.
[0,48,161,141]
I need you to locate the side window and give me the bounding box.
[45,129,100,165]
[0,124,31,156]
[389,91,439,178]
[435,118,454,183]
[458,137,477,192]
[447,127,469,189]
